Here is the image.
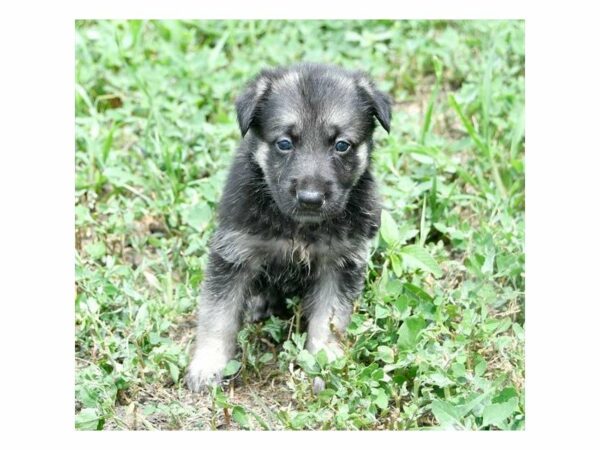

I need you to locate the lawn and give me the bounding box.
[75,19,525,430]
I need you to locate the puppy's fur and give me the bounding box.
[186,63,391,392]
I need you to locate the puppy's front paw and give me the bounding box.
[307,339,344,362]
[306,341,344,394]
[185,347,228,392]
[185,368,222,393]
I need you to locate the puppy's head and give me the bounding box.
[236,63,391,223]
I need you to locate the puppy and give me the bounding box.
[186,63,391,392]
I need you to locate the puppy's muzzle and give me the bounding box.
[296,189,324,210]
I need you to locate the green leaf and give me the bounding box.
[371,368,385,381]
[247,410,270,430]
[482,398,518,427]
[183,203,212,232]
[393,296,410,318]
[399,245,443,277]
[75,408,103,430]
[102,167,138,187]
[380,210,401,245]
[84,241,106,260]
[457,391,493,417]
[474,358,487,377]
[75,205,93,225]
[222,359,241,377]
[317,388,336,401]
[512,322,525,340]
[101,123,115,164]
[315,349,329,367]
[420,57,443,145]
[212,386,230,408]
[259,353,273,364]
[384,279,404,296]
[167,362,180,382]
[403,283,433,303]
[397,316,427,350]
[373,389,389,410]
[263,318,284,343]
[390,254,403,277]
[426,372,454,388]
[297,349,318,374]
[448,94,488,156]
[232,405,250,429]
[376,345,395,364]
[451,362,466,378]
[510,105,525,160]
[493,387,518,404]
[291,332,306,349]
[134,303,149,328]
[375,304,390,319]
[482,248,496,275]
[431,400,462,428]
[290,411,310,429]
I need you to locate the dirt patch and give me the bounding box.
[102,313,296,430]
[106,369,295,430]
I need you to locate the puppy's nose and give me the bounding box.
[297,190,324,209]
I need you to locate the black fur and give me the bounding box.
[186,63,392,393]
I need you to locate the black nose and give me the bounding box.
[297,190,324,209]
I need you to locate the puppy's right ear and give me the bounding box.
[235,71,273,137]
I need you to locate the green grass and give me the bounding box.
[75,19,525,430]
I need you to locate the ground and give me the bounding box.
[75,20,525,430]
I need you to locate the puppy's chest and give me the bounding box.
[255,232,369,276]
[263,235,334,267]
[214,227,368,273]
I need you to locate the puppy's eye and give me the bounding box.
[276,139,293,151]
[334,140,351,153]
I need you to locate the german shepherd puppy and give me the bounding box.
[186,63,391,392]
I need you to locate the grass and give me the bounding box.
[75,19,525,430]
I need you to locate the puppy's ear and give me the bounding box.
[235,70,273,137]
[356,75,392,133]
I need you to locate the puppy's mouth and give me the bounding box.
[292,210,325,223]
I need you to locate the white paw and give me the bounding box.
[306,338,344,362]
[306,339,344,394]
[185,345,229,392]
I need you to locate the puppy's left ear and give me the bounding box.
[356,75,392,133]
[235,69,274,137]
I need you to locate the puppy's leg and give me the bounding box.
[186,253,252,392]
[304,269,352,358]
[303,264,366,393]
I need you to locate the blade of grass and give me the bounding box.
[510,105,525,161]
[481,46,494,146]
[419,195,428,246]
[101,122,116,165]
[448,94,507,199]
[419,58,443,145]
[448,94,488,156]
[75,83,97,118]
